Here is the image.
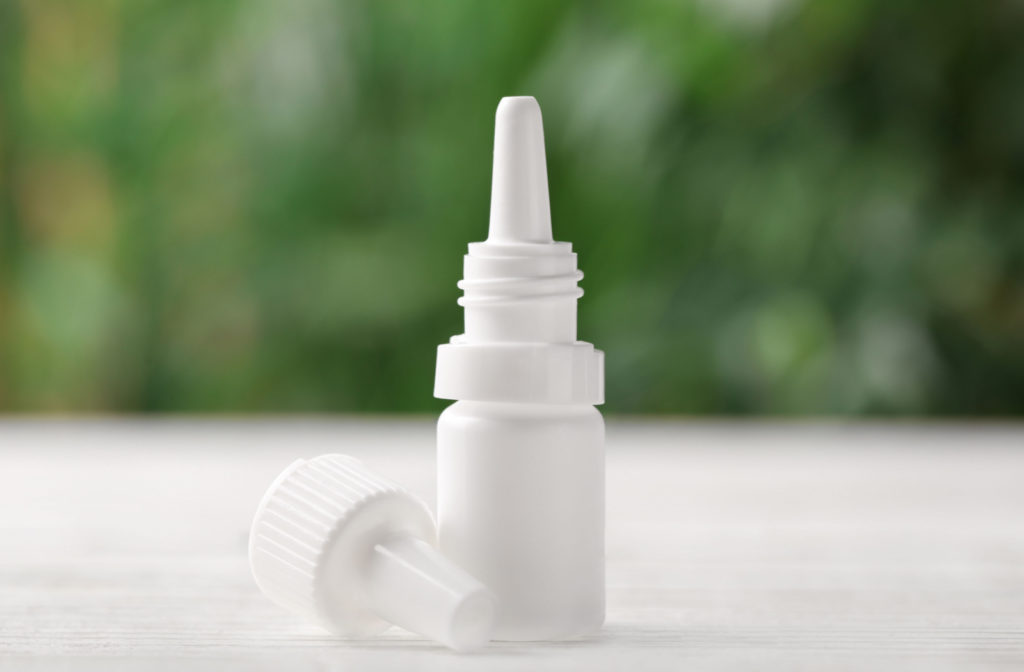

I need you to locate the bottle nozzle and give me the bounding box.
[487,96,553,244]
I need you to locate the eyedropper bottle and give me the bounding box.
[434,96,605,640]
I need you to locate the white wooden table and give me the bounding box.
[1,420,1022,671]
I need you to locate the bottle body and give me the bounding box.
[437,400,605,641]
[435,96,606,641]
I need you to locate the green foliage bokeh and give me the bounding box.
[0,0,1021,414]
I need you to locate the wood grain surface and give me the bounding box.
[1,420,1022,670]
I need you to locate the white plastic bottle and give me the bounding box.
[434,96,605,641]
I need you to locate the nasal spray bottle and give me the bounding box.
[434,97,605,640]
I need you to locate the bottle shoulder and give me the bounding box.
[439,401,603,425]
[438,401,604,451]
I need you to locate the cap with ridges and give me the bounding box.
[249,454,496,652]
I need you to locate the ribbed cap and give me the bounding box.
[249,454,435,636]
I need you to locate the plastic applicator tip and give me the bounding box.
[487,96,553,244]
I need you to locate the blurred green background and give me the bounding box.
[0,0,1021,415]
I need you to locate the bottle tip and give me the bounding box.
[488,96,553,244]
[496,95,541,120]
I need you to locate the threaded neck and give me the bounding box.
[456,240,581,344]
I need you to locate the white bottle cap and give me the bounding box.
[249,454,496,652]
